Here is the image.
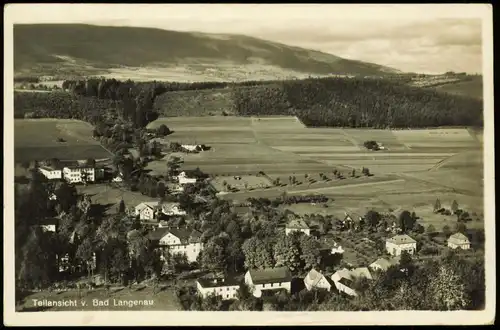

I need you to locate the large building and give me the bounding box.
[38,161,96,183]
[38,166,63,180]
[62,163,95,184]
[447,232,471,250]
[196,277,240,300]
[386,234,417,256]
[244,267,292,298]
[148,227,203,263]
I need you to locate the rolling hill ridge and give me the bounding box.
[14,24,400,81]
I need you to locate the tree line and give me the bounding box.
[231,76,483,128]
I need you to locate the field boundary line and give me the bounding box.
[396,173,479,196]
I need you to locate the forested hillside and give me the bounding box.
[15,76,483,129]
[232,77,483,128]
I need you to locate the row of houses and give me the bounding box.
[197,266,293,300]
[38,161,104,184]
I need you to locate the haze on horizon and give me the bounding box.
[8,4,483,75]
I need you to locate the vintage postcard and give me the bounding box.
[3,3,495,326]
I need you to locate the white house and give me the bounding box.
[304,269,333,291]
[162,203,187,216]
[63,164,95,184]
[135,202,187,220]
[244,267,292,298]
[34,219,57,233]
[135,202,159,220]
[196,277,240,300]
[447,232,471,250]
[331,267,373,297]
[386,234,417,256]
[285,218,311,236]
[38,166,63,180]
[181,144,201,152]
[175,171,197,185]
[149,227,203,263]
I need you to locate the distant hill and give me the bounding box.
[14,24,400,81]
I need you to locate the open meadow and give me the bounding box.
[146,115,483,218]
[14,119,112,163]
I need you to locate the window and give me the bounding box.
[226,294,229,299]
[270,283,273,287]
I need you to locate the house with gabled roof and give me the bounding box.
[331,267,373,297]
[196,276,241,300]
[386,234,417,256]
[135,202,186,220]
[244,267,292,298]
[148,227,203,263]
[304,269,334,291]
[285,217,310,236]
[135,202,160,220]
[447,232,471,250]
[369,257,400,272]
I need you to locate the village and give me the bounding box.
[30,142,480,306]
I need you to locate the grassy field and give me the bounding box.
[14,119,112,163]
[211,175,273,191]
[17,286,180,311]
[144,116,483,219]
[77,184,158,215]
[154,88,235,116]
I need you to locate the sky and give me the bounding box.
[7,4,486,74]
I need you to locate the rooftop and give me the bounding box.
[304,269,333,288]
[370,258,393,271]
[148,227,202,244]
[197,276,240,288]
[350,267,373,280]
[449,232,470,243]
[386,234,417,245]
[248,267,292,285]
[338,277,353,286]
[286,218,309,230]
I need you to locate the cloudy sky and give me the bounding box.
[7,4,485,74]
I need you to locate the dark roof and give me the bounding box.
[168,227,202,244]
[248,267,292,284]
[338,277,353,286]
[148,227,202,244]
[148,228,170,241]
[197,276,240,288]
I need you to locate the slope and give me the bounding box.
[14,24,399,80]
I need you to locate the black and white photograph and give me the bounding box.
[3,3,495,326]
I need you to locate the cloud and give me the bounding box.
[247,19,482,73]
